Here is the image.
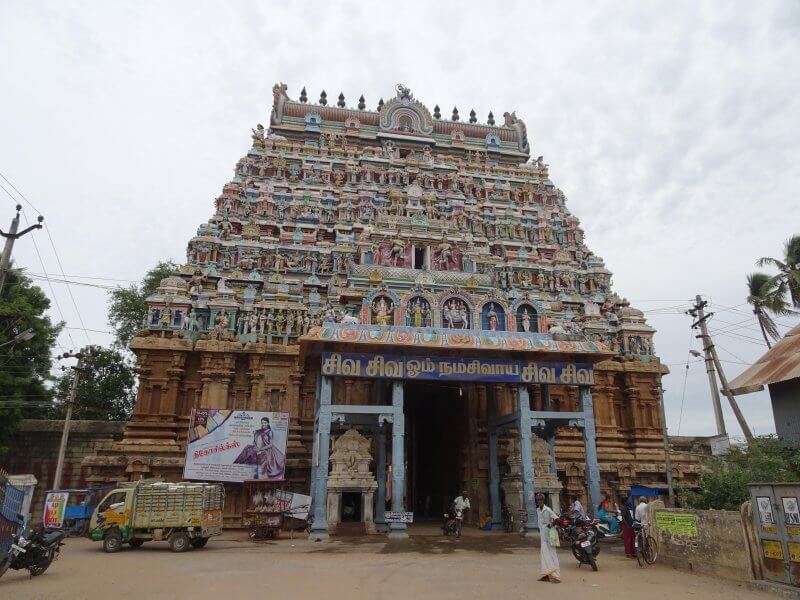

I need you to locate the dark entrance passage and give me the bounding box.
[405,382,468,520]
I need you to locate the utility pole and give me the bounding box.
[688,295,754,441]
[53,349,87,490]
[0,204,44,296]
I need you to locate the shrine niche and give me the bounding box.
[481,302,506,331]
[502,436,563,517]
[442,297,471,329]
[326,429,377,534]
[405,296,432,327]
[516,304,538,333]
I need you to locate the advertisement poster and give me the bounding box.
[756,496,775,525]
[782,497,800,525]
[655,512,698,545]
[184,409,289,483]
[42,492,69,529]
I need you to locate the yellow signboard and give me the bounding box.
[787,526,800,537]
[762,540,784,561]
[763,525,778,535]
[655,511,698,543]
[789,542,800,563]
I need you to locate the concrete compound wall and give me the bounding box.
[0,420,125,521]
[653,506,752,582]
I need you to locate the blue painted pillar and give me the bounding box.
[517,385,538,533]
[486,385,502,527]
[541,383,557,475]
[375,421,387,531]
[580,385,601,519]
[309,375,333,541]
[389,380,407,538]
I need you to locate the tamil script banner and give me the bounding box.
[183,409,289,483]
[321,352,594,385]
[42,492,69,529]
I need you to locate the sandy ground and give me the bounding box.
[0,526,771,600]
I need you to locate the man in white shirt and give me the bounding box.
[635,496,649,525]
[569,494,586,519]
[453,490,471,513]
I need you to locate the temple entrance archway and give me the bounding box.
[405,381,468,520]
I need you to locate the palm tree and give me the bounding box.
[758,235,800,308]
[746,272,793,348]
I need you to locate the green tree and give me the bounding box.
[50,346,136,421]
[687,437,800,510]
[0,269,62,454]
[745,272,795,348]
[107,260,177,348]
[758,234,800,308]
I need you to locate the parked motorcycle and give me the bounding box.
[572,526,600,571]
[555,512,600,571]
[0,524,65,579]
[442,508,464,538]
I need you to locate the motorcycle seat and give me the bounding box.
[41,530,66,545]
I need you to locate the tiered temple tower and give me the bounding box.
[85,84,699,522]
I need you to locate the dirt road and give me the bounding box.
[0,528,770,599]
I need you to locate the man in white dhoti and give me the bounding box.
[536,493,561,583]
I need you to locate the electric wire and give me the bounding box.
[0,171,92,345]
[0,182,73,349]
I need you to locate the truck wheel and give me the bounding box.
[190,537,209,548]
[128,539,144,549]
[169,532,191,552]
[103,531,123,553]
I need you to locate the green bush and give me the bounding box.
[687,436,800,510]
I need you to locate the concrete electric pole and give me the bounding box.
[53,349,88,490]
[688,295,754,441]
[0,204,44,296]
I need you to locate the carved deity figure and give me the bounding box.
[380,237,407,267]
[251,124,266,148]
[520,308,532,333]
[486,303,499,331]
[443,298,469,329]
[372,297,392,326]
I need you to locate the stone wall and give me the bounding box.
[653,506,752,581]
[0,420,125,521]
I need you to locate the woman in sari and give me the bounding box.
[536,493,560,583]
[234,417,286,480]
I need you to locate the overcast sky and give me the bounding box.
[1,1,798,438]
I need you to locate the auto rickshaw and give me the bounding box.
[44,486,114,536]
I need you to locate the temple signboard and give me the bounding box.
[321,352,594,385]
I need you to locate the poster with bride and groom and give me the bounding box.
[183,409,289,483]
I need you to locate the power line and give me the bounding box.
[0,171,92,345]
[27,272,138,284]
[0,171,43,215]
[41,220,92,344]
[0,183,73,349]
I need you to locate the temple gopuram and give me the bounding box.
[86,83,700,535]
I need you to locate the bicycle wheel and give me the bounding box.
[635,532,645,567]
[644,535,658,565]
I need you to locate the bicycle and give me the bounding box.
[633,521,658,566]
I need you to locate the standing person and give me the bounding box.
[621,495,635,558]
[536,493,560,583]
[635,496,649,525]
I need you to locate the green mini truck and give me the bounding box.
[89,480,225,552]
